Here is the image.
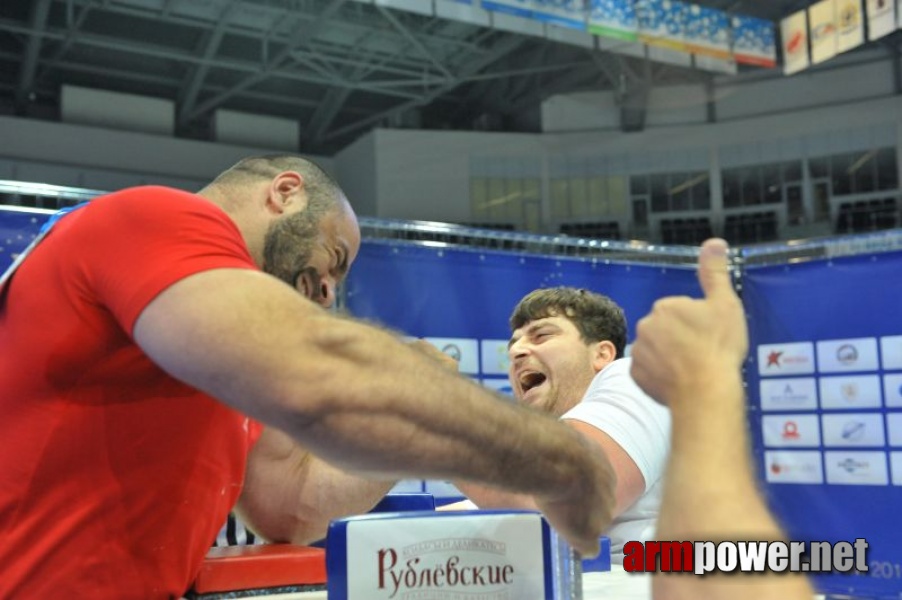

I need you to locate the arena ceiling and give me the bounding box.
[0,0,892,154]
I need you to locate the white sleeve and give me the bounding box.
[561,358,670,490]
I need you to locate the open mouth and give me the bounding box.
[519,371,547,394]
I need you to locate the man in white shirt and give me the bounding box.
[458,287,670,563]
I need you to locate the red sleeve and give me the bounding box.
[71,186,258,335]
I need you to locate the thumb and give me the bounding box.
[697,238,733,300]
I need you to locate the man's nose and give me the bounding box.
[508,338,530,361]
[317,276,336,309]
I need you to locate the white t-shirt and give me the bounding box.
[561,357,671,563]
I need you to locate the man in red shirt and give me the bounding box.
[0,155,615,598]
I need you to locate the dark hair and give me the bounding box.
[509,287,627,358]
[212,154,343,219]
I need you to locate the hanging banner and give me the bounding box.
[809,0,838,64]
[636,0,689,52]
[481,0,532,19]
[744,250,902,599]
[781,10,810,74]
[732,15,777,67]
[684,4,731,59]
[836,0,864,52]
[867,0,896,40]
[530,0,586,30]
[588,0,639,41]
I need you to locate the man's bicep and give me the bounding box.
[564,419,645,516]
[133,268,323,423]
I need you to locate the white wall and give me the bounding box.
[0,115,332,193]
[335,131,378,217]
[61,85,174,136]
[371,129,549,222]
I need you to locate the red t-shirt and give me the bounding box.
[0,186,264,598]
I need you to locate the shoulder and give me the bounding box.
[84,186,238,237]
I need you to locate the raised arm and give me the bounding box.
[630,239,814,600]
[133,267,614,555]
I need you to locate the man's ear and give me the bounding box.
[590,340,617,373]
[266,171,307,214]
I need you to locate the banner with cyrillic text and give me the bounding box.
[836,0,864,53]
[781,10,810,74]
[809,0,838,65]
[588,0,639,41]
[732,15,777,68]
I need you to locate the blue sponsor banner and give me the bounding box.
[636,0,689,50]
[744,251,902,597]
[481,0,533,19]
[588,0,638,40]
[684,3,731,58]
[344,240,700,373]
[530,0,587,30]
[732,14,777,67]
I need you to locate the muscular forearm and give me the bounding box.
[455,482,538,511]
[136,270,611,553]
[259,312,598,504]
[654,374,814,600]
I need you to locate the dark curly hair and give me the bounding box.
[509,287,627,358]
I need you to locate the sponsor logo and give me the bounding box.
[840,421,866,442]
[765,451,823,484]
[837,344,859,365]
[441,344,462,362]
[822,413,885,447]
[782,421,801,440]
[839,3,859,29]
[825,451,889,485]
[760,378,817,411]
[767,351,783,367]
[758,343,814,376]
[762,414,820,447]
[820,375,881,410]
[424,338,480,375]
[817,338,879,373]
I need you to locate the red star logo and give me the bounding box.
[767,351,783,367]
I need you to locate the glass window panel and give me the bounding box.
[809,157,830,179]
[762,163,781,191]
[722,169,741,208]
[852,153,876,193]
[783,161,802,182]
[551,179,570,219]
[692,185,711,210]
[522,178,541,202]
[470,178,489,219]
[607,177,628,215]
[487,178,507,219]
[631,175,648,195]
[570,178,589,216]
[876,147,898,190]
[588,177,607,215]
[831,153,854,195]
[740,167,761,205]
[650,174,669,212]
